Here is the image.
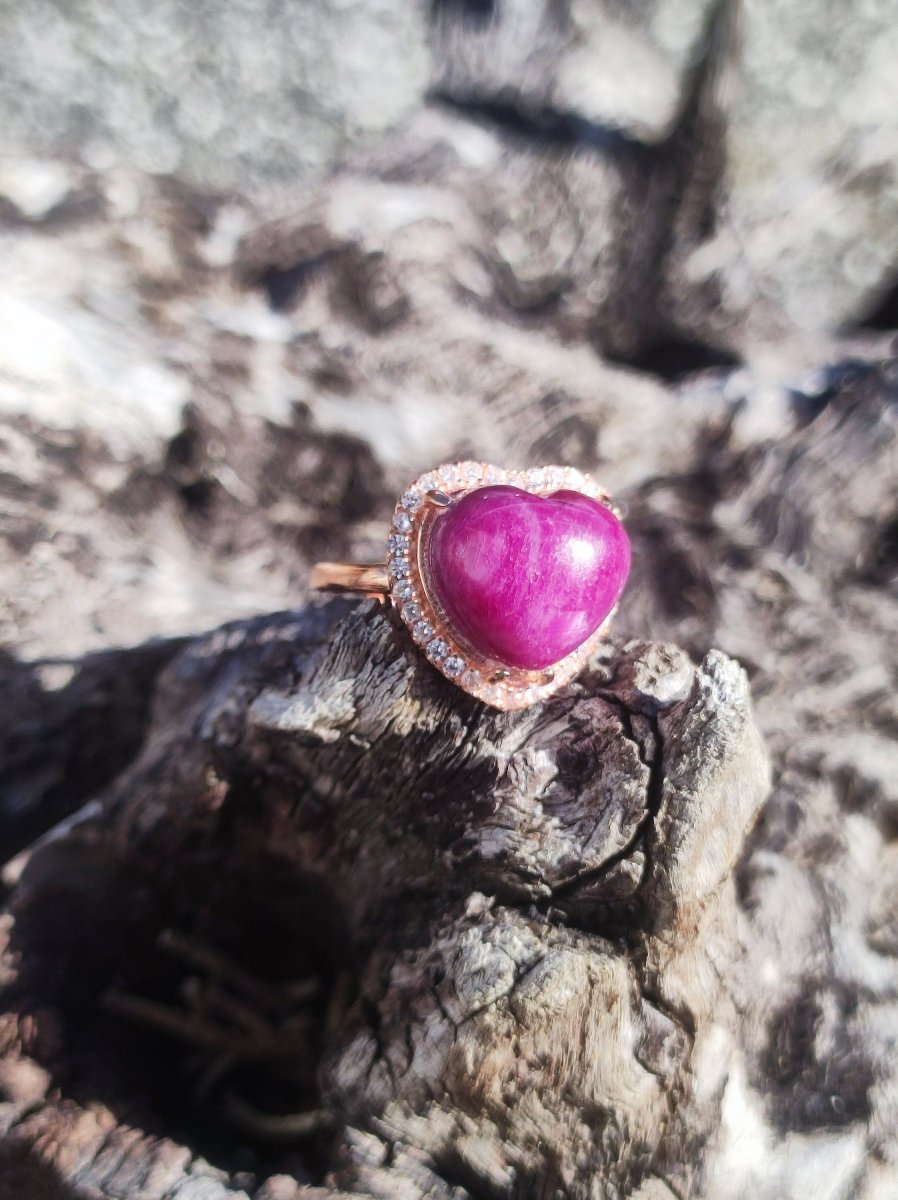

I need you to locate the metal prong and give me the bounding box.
[426,489,453,507]
[490,668,512,683]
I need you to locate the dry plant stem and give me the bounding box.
[194,1050,243,1102]
[157,929,306,1014]
[102,990,316,1061]
[221,1094,335,1141]
[102,990,250,1053]
[199,983,270,1036]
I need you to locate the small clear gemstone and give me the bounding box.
[393,511,412,533]
[464,463,482,480]
[388,533,408,553]
[389,557,409,577]
[461,668,482,688]
[403,602,422,622]
[439,465,458,486]
[413,619,433,641]
[485,465,504,484]
[526,468,545,487]
[394,580,414,601]
[443,655,465,677]
[417,474,438,492]
[427,638,449,661]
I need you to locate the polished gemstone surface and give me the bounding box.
[425,485,631,670]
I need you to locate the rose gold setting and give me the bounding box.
[385,462,621,711]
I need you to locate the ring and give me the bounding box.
[312,462,631,710]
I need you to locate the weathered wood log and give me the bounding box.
[0,597,768,1199]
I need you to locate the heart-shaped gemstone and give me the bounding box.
[424,485,630,671]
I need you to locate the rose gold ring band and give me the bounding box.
[310,562,389,595]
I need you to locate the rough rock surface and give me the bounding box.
[3,0,897,333]
[1,1,898,1198]
[0,0,429,191]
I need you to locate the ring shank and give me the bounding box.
[311,562,390,595]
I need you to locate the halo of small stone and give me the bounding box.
[387,462,621,711]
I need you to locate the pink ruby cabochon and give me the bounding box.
[424,485,631,672]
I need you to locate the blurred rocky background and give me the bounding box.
[1,1,897,1198]
[2,0,897,338]
[1,0,896,660]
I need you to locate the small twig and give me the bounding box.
[102,989,313,1062]
[157,930,277,1009]
[103,990,240,1052]
[282,977,323,1004]
[193,1048,242,1102]
[203,981,270,1035]
[221,1090,335,1140]
[158,929,323,1014]
[180,975,206,1012]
